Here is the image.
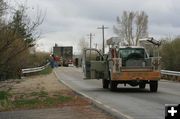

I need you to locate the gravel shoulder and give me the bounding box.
[0,72,114,119]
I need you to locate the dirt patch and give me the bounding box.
[6,73,91,109]
[0,73,114,119]
[11,73,68,94]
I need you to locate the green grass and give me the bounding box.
[0,91,9,100]
[0,90,72,110]
[39,91,48,97]
[0,91,12,110]
[30,91,48,97]
[57,95,72,102]
[13,99,41,108]
[12,95,72,108]
[39,66,52,75]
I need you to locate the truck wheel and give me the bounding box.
[150,81,158,92]
[102,79,109,89]
[139,83,146,89]
[110,81,117,91]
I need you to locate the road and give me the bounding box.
[54,67,180,119]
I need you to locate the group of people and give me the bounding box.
[49,54,60,68]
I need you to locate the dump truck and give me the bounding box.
[82,37,161,92]
[53,45,73,67]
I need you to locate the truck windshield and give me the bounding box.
[119,48,146,59]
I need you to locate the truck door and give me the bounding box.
[82,49,107,79]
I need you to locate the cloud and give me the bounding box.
[10,0,180,53]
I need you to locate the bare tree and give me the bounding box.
[78,37,89,55]
[0,0,7,27]
[114,11,148,46]
[0,0,6,17]
[135,11,148,45]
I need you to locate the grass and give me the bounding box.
[38,66,52,75]
[23,65,52,77]
[0,91,9,100]
[30,91,48,97]
[0,91,12,111]
[12,94,72,108]
[0,90,72,111]
[13,99,40,108]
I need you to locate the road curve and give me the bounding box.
[54,67,180,119]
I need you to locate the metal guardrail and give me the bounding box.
[22,64,179,77]
[22,63,50,74]
[161,70,180,77]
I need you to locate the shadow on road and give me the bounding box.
[113,87,151,93]
[84,87,154,93]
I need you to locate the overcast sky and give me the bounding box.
[10,0,180,53]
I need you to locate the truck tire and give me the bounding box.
[139,83,146,89]
[150,81,158,92]
[110,81,117,91]
[102,79,109,89]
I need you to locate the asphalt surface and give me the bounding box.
[54,67,180,119]
[0,106,113,119]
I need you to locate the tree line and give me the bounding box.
[160,37,180,71]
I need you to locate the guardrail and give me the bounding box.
[161,70,180,77]
[22,63,50,74]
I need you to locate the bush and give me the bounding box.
[23,52,50,68]
[160,37,180,71]
[0,1,44,80]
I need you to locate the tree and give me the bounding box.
[78,37,89,55]
[114,11,148,46]
[0,0,6,18]
[10,5,44,47]
[0,3,44,79]
[0,0,7,27]
[160,37,180,71]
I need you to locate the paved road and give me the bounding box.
[54,67,180,119]
[0,106,113,119]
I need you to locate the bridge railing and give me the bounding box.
[22,63,49,74]
[161,70,180,81]
[161,70,180,77]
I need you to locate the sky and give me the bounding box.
[9,0,180,54]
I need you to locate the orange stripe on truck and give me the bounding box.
[112,71,161,81]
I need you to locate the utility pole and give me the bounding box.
[87,33,95,49]
[97,25,108,54]
[87,33,95,57]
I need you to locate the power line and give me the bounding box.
[97,25,108,54]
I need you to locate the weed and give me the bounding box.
[39,91,48,97]
[0,91,8,100]
[58,95,72,102]
[13,99,40,108]
[39,66,52,75]
[30,91,48,97]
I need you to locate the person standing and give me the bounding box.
[50,54,54,68]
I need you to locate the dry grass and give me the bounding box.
[0,72,91,111]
